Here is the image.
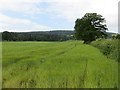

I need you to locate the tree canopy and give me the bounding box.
[2,31,74,41]
[74,13,108,43]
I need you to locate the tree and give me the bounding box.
[2,31,13,41]
[74,13,108,43]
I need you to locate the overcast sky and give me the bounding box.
[0,0,119,33]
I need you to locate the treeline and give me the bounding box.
[1,30,119,41]
[2,31,74,41]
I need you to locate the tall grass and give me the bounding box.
[2,41,118,88]
[0,41,2,89]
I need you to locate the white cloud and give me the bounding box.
[47,0,118,33]
[0,0,119,33]
[0,0,52,31]
[0,13,51,32]
[0,0,44,14]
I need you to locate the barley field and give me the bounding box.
[2,41,118,88]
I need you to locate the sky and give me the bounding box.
[0,0,119,33]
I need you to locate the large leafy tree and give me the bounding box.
[74,13,108,43]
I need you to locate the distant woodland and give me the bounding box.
[2,30,74,41]
[1,30,119,42]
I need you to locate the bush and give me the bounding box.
[91,39,119,62]
[116,34,120,39]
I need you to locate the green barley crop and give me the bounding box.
[2,41,118,88]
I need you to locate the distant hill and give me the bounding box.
[2,30,118,41]
[105,32,118,38]
[2,30,75,41]
[28,30,74,35]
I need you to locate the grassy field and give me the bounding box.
[2,41,118,88]
[0,42,2,89]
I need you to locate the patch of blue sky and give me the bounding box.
[32,12,73,30]
[2,10,30,20]
[36,1,51,9]
[2,2,74,30]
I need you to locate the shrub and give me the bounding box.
[91,39,119,62]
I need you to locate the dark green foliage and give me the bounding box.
[74,13,108,43]
[2,31,14,41]
[111,34,120,40]
[91,39,119,62]
[2,31,74,41]
[0,32,2,41]
[116,34,120,39]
